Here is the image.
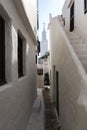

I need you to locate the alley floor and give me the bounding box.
[26,88,44,130]
[43,88,61,130]
[26,88,61,130]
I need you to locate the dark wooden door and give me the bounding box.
[70,2,74,32]
[56,71,59,115]
[18,34,23,78]
[0,15,5,85]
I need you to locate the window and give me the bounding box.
[37,68,43,75]
[36,55,37,64]
[84,0,87,13]
[37,40,40,55]
[63,18,65,26]
[0,15,6,85]
[18,33,24,78]
[70,2,74,32]
[18,31,26,78]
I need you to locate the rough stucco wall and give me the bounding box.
[49,18,87,130]
[0,0,37,130]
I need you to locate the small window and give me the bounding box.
[36,55,37,64]
[84,0,87,13]
[0,15,6,85]
[37,68,43,75]
[63,18,65,26]
[37,40,40,55]
[18,34,23,78]
[18,31,27,78]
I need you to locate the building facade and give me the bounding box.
[62,0,87,42]
[49,0,87,130]
[0,0,38,130]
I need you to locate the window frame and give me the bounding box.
[18,31,26,78]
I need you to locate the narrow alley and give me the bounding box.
[26,74,61,130]
[1,0,87,130]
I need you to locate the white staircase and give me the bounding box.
[66,31,87,72]
[58,16,87,72]
[37,75,44,88]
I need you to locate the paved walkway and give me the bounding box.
[43,89,62,130]
[26,88,44,130]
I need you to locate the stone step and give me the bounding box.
[77,59,87,72]
[37,84,43,85]
[78,53,87,57]
[67,32,77,36]
[75,48,87,55]
[66,31,87,72]
[68,35,80,39]
[78,54,87,62]
[71,41,83,46]
[37,84,43,86]
[70,39,83,44]
[82,64,87,71]
[37,81,43,83]
[73,43,87,48]
[81,63,87,69]
[81,58,87,64]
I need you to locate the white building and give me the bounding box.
[48,0,87,130]
[0,0,38,130]
[40,23,48,56]
[62,0,87,43]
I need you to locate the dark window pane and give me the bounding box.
[18,34,24,78]
[0,15,6,85]
[36,55,37,64]
[84,0,87,13]
[70,3,74,32]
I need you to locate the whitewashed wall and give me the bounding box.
[22,0,37,36]
[49,17,87,130]
[0,0,37,130]
[62,0,87,43]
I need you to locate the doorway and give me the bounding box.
[70,2,74,32]
[0,15,6,85]
[53,65,56,103]
[56,71,59,115]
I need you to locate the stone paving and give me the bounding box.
[26,88,44,130]
[26,88,62,130]
[43,88,62,130]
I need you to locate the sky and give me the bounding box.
[39,0,65,41]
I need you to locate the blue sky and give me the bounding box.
[39,0,65,40]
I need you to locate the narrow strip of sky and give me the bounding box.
[39,0,65,40]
